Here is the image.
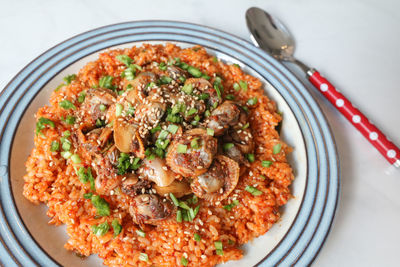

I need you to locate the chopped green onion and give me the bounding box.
[206,128,214,136]
[91,195,110,216]
[223,199,239,211]
[181,257,188,266]
[181,83,193,95]
[233,82,240,91]
[223,143,234,151]
[194,233,201,242]
[99,75,114,89]
[204,110,211,117]
[115,54,132,66]
[91,222,109,236]
[198,93,209,100]
[54,83,65,92]
[261,160,273,168]
[233,63,240,68]
[62,115,76,125]
[193,205,200,218]
[150,125,162,134]
[158,130,169,140]
[214,84,222,99]
[159,62,167,70]
[63,74,76,85]
[99,104,106,112]
[111,219,122,236]
[177,144,187,153]
[136,229,146,237]
[214,241,223,255]
[61,151,72,159]
[194,115,200,122]
[239,80,248,91]
[202,74,210,80]
[225,94,235,100]
[83,192,93,199]
[212,57,218,63]
[63,130,71,137]
[170,193,180,207]
[247,97,258,106]
[242,122,250,129]
[155,139,170,150]
[186,108,197,116]
[245,185,263,196]
[178,201,190,210]
[59,99,75,110]
[96,119,106,127]
[115,103,123,117]
[71,154,81,164]
[242,106,249,113]
[139,253,148,262]
[167,124,179,134]
[62,140,71,151]
[176,209,182,222]
[228,239,235,245]
[146,82,156,89]
[246,153,255,163]
[187,66,202,77]
[159,75,172,84]
[77,91,86,103]
[179,76,186,83]
[190,138,199,149]
[50,141,59,152]
[273,143,282,154]
[260,175,266,180]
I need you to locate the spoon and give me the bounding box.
[246,7,400,167]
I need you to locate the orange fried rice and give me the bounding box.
[23,43,294,266]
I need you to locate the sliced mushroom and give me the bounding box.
[224,127,254,154]
[167,66,188,83]
[184,78,220,108]
[206,101,241,136]
[113,119,145,157]
[166,128,218,177]
[80,88,117,124]
[124,72,158,93]
[140,158,176,187]
[191,155,239,202]
[129,194,176,226]
[121,175,152,197]
[134,96,166,125]
[154,180,192,198]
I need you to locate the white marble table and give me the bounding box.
[1,0,399,266]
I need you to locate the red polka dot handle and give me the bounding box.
[308,69,400,167]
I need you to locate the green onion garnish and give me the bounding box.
[206,128,214,136]
[159,76,172,84]
[247,97,258,106]
[115,54,132,66]
[273,143,282,154]
[99,75,114,89]
[239,80,248,91]
[186,108,197,116]
[59,99,76,110]
[91,222,109,236]
[187,66,202,77]
[167,124,179,134]
[245,185,263,196]
[176,209,182,222]
[50,141,59,152]
[223,143,234,151]
[190,138,199,149]
[170,193,180,206]
[177,144,187,153]
[261,160,272,167]
[181,257,188,266]
[71,154,81,164]
[150,125,162,134]
[77,91,86,103]
[214,241,224,255]
[182,84,193,95]
[91,195,110,216]
[194,233,201,242]
[63,74,76,85]
[139,253,148,262]
[136,229,146,237]
[61,151,72,159]
[178,201,191,210]
[99,104,106,112]
[223,199,239,211]
[246,153,255,163]
[158,130,169,140]
[111,219,122,236]
[115,103,123,117]
[242,122,249,129]
[159,62,167,70]
[225,94,235,100]
[198,93,209,100]
[233,82,240,91]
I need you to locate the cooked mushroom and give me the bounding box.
[154,180,192,198]
[113,119,145,157]
[134,97,166,125]
[129,194,176,226]
[191,155,239,202]
[141,158,176,187]
[166,128,218,177]
[206,101,241,136]
[167,66,188,83]
[121,175,152,197]
[123,72,158,93]
[125,87,146,107]
[80,88,117,124]
[184,78,220,108]
[224,127,254,154]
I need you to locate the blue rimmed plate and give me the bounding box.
[0,21,339,267]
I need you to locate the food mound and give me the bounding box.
[23,44,294,266]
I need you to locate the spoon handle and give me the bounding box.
[307,69,400,167]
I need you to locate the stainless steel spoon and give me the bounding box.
[246,7,400,167]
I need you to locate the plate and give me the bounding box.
[0,21,339,267]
